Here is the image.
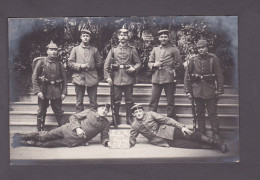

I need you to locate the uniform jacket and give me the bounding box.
[184,53,224,99]
[32,56,67,100]
[68,43,103,87]
[148,44,182,84]
[130,111,185,147]
[69,109,110,146]
[104,44,141,86]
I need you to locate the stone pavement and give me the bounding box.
[10,134,239,165]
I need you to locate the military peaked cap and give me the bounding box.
[118,28,129,34]
[157,29,169,36]
[196,39,208,47]
[97,103,110,111]
[131,104,144,113]
[81,29,91,35]
[46,40,58,49]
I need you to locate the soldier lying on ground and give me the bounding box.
[12,104,111,148]
[129,104,227,153]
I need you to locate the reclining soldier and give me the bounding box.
[129,104,227,153]
[12,104,111,148]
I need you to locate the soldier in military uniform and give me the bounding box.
[32,41,67,131]
[184,39,224,141]
[129,104,227,153]
[148,30,182,120]
[12,104,111,148]
[104,28,141,125]
[68,29,103,113]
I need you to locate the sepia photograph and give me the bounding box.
[9,16,239,164]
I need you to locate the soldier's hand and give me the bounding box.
[107,78,113,86]
[37,92,44,100]
[76,128,86,138]
[61,94,66,100]
[126,65,135,73]
[153,62,162,68]
[181,127,192,135]
[80,64,89,70]
[104,141,110,147]
[186,93,192,100]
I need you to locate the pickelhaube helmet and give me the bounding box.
[46,40,58,49]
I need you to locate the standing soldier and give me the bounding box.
[104,28,141,125]
[184,39,224,141]
[32,41,67,131]
[148,30,182,120]
[68,29,103,113]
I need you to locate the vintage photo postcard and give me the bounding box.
[9,16,238,164]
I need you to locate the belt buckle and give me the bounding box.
[50,81,55,85]
[119,65,124,69]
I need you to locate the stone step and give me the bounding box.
[15,93,239,104]
[9,111,239,131]
[10,102,239,114]
[66,83,239,95]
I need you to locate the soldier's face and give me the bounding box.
[47,48,58,58]
[118,33,128,43]
[97,106,109,117]
[133,109,145,120]
[81,33,91,43]
[197,46,208,55]
[158,34,169,45]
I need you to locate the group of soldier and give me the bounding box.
[12,27,227,153]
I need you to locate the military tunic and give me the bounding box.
[32,56,67,130]
[184,53,224,133]
[148,44,182,119]
[30,109,110,147]
[104,44,141,86]
[68,43,103,112]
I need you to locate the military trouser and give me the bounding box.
[37,98,66,131]
[17,124,85,147]
[113,85,134,125]
[75,84,98,113]
[194,97,219,136]
[166,128,214,149]
[149,83,177,120]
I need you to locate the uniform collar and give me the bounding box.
[47,56,57,62]
[95,112,106,121]
[80,42,91,49]
[118,43,129,49]
[198,52,209,60]
[159,43,170,49]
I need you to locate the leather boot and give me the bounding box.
[197,117,206,135]
[126,103,134,125]
[111,103,121,127]
[200,134,227,153]
[11,133,38,148]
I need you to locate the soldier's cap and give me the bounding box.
[81,29,91,35]
[196,39,208,47]
[46,40,58,49]
[97,103,110,111]
[157,29,169,36]
[131,104,144,113]
[118,28,129,34]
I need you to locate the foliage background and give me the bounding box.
[9,16,238,101]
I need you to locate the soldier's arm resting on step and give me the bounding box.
[129,127,139,147]
[101,124,110,147]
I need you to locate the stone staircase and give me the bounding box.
[9,83,239,135]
